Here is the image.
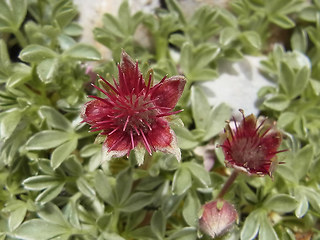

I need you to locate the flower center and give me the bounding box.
[230,137,265,170]
[115,93,157,135]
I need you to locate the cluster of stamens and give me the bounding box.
[87,64,181,155]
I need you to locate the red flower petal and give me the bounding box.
[147,119,172,149]
[119,51,144,94]
[147,118,181,160]
[104,131,132,154]
[151,76,186,110]
[81,99,109,124]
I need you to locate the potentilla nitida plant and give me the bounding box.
[81,51,186,164]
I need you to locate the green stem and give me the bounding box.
[217,171,239,199]
[155,35,168,61]
[108,209,120,233]
[77,131,97,139]
[13,30,27,48]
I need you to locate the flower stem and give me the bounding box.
[217,171,239,199]
[155,35,168,61]
[108,209,120,233]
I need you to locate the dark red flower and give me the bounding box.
[199,199,238,238]
[81,51,186,163]
[219,110,285,176]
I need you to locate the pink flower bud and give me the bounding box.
[199,199,237,238]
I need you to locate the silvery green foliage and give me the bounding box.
[0,0,319,239]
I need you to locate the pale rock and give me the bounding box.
[199,56,274,115]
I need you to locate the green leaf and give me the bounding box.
[298,6,318,22]
[115,168,133,205]
[3,200,27,231]
[118,0,130,30]
[19,45,57,63]
[0,0,27,32]
[151,210,166,240]
[185,162,211,187]
[23,175,64,190]
[165,0,186,25]
[259,212,279,240]
[80,144,101,157]
[193,45,220,70]
[191,86,210,130]
[242,31,261,49]
[7,63,31,87]
[95,170,115,206]
[37,58,59,84]
[101,232,126,240]
[63,43,101,61]
[180,42,192,74]
[241,210,260,240]
[169,33,187,47]
[35,184,65,203]
[14,219,69,240]
[303,187,320,213]
[182,191,200,227]
[167,227,197,240]
[291,145,314,180]
[0,39,11,70]
[63,23,82,36]
[121,192,153,212]
[54,4,77,29]
[189,68,218,81]
[220,27,238,45]
[277,112,296,128]
[39,106,72,131]
[0,109,21,140]
[51,138,78,169]
[97,213,112,231]
[279,62,294,97]
[263,94,290,111]
[63,156,83,176]
[129,226,155,240]
[264,194,297,213]
[224,48,243,60]
[172,124,199,149]
[217,8,237,27]
[292,66,309,98]
[277,165,298,183]
[269,14,295,29]
[38,159,55,175]
[295,195,309,218]
[203,103,232,141]
[76,177,96,198]
[291,29,307,52]
[38,203,69,226]
[26,130,71,150]
[102,13,125,38]
[58,34,77,50]
[134,146,146,166]
[172,167,192,195]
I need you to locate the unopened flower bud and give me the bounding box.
[199,199,237,238]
